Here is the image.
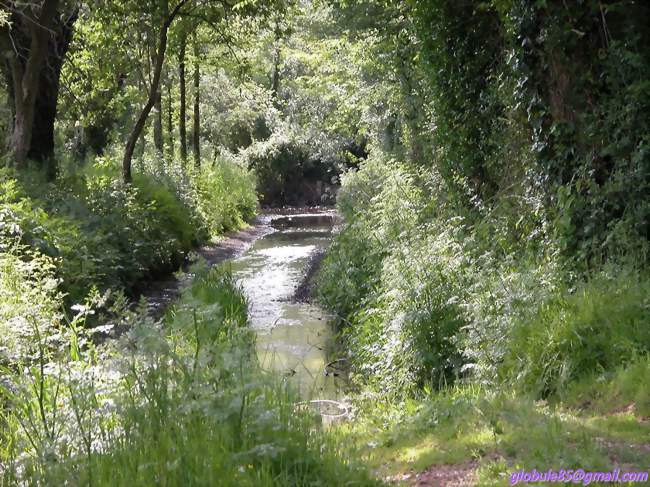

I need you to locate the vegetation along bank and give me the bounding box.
[1,0,649,485]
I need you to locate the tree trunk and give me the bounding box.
[0,0,67,172]
[153,89,163,154]
[139,128,146,160]
[271,20,282,106]
[29,10,77,178]
[151,35,164,156]
[167,79,174,158]
[179,32,188,164]
[10,109,31,167]
[122,0,188,183]
[192,34,201,168]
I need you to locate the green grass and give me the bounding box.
[336,358,650,485]
[0,264,379,486]
[501,271,650,397]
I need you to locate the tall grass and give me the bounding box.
[0,250,62,366]
[0,265,378,486]
[501,270,650,396]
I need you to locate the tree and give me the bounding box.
[166,74,175,158]
[1,0,78,177]
[192,31,200,167]
[122,0,189,182]
[178,30,188,164]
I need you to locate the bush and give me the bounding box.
[317,155,474,394]
[0,154,257,304]
[239,129,310,206]
[193,161,258,236]
[318,150,650,399]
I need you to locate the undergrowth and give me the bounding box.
[317,153,650,399]
[316,148,650,482]
[0,150,258,380]
[0,153,256,301]
[0,264,378,486]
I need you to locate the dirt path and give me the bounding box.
[386,463,477,487]
[411,462,478,487]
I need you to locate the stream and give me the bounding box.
[141,210,347,405]
[229,212,346,402]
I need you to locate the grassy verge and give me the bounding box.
[0,264,379,486]
[316,154,650,485]
[338,357,650,485]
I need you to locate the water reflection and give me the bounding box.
[230,215,345,399]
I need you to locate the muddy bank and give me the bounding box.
[139,216,274,318]
[292,249,327,303]
[138,208,340,318]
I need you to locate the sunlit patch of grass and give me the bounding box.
[337,360,650,484]
[339,388,498,479]
[498,407,607,469]
[358,430,490,478]
[586,413,650,444]
[391,426,493,470]
[474,458,512,486]
[559,355,650,419]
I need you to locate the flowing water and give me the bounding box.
[229,213,346,403]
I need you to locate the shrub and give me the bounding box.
[317,155,474,394]
[193,161,258,236]
[0,154,257,304]
[458,249,565,386]
[239,130,310,206]
[318,150,649,399]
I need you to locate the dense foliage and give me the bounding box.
[317,0,650,398]
[1,0,649,482]
[0,156,256,366]
[0,157,255,294]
